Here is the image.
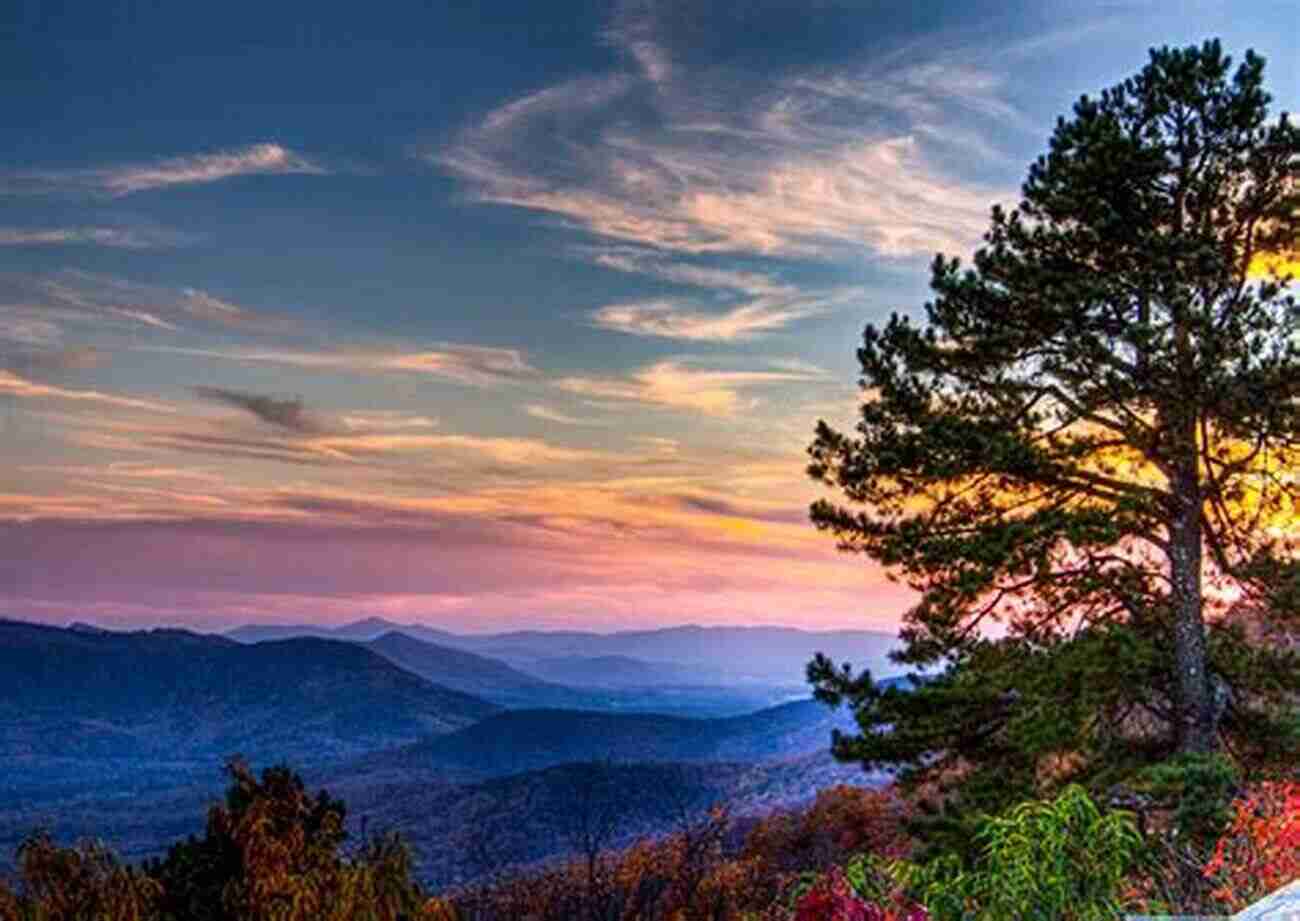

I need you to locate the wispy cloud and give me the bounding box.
[17,346,109,373]
[0,226,197,249]
[132,425,614,469]
[586,248,860,341]
[556,359,818,415]
[589,299,809,341]
[2,271,296,337]
[339,410,438,431]
[4,143,326,197]
[524,404,607,426]
[437,4,1019,261]
[177,288,295,332]
[0,314,63,348]
[309,433,611,466]
[152,343,535,386]
[632,435,679,455]
[602,1,673,87]
[0,369,171,412]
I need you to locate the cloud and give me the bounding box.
[602,1,673,87]
[339,410,438,431]
[19,346,109,372]
[633,435,679,455]
[193,386,324,434]
[437,4,1017,261]
[65,398,612,469]
[587,248,861,340]
[2,271,295,336]
[308,433,611,466]
[178,288,295,332]
[0,369,171,412]
[135,427,614,470]
[152,343,535,386]
[4,143,325,197]
[0,226,196,249]
[766,357,829,376]
[0,315,62,348]
[590,294,834,341]
[556,359,818,415]
[524,404,606,426]
[678,136,994,258]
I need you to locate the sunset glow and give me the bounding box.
[2,2,1296,632]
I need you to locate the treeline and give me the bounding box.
[0,757,913,921]
[2,755,1297,920]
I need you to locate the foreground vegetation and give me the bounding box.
[1,756,1297,920]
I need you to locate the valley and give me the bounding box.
[0,617,898,887]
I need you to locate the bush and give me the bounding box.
[1203,779,1300,910]
[903,785,1141,921]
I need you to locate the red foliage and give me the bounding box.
[793,867,927,921]
[1203,780,1300,909]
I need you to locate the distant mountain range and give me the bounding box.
[362,631,586,708]
[519,654,707,687]
[343,698,860,780]
[226,617,899,687]
[0,616,903,888]
[0,619,498,789]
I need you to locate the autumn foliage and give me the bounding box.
[0,760,448,921]
[444,786,916,921]
[4,757,1300,921]
[1203,780,1300,910]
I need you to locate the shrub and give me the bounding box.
[903,785,1141,921]
[1203,779,1300,910]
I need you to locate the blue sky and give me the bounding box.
[1,0,1296,631]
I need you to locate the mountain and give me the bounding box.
[363,631,589,708]
[327,753,879,888]
[229,624,815,716]
[349,698,858,780]
[516,654,718,687]
[227,617,460,646]
[227,621,900,686]
[440,626,899,685]
[0,619,499,796]
[223,622,341,643]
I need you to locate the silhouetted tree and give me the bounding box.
[551,760,623,921]
[808,40,1299,825]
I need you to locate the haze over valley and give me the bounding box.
[0,616,894,884]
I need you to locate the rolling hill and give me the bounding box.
[518,654,713,687]
[0,619,499,799]
[330,753,878,887]
[226,619,900,687]
[346,698,859,780]
[362,631,590,708]
[357,631,805,716]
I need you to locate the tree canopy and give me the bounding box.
[807,39,1300,827]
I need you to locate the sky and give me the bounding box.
[1,0,1296,633]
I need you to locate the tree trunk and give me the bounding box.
[1168,463,1217,754]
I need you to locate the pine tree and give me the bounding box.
[807,40,1299,819]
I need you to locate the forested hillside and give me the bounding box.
[0,620,498,802]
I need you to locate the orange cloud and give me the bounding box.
[556,360,819,415]
[150,344,535,386]
[0,369,172,413]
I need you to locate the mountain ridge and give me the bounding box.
[0,619,500,777]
